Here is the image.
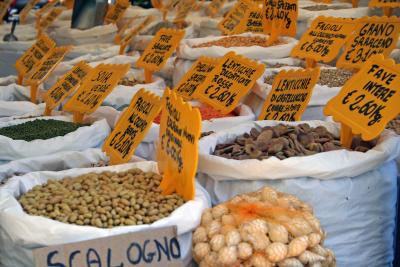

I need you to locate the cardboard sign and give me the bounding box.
[0,0,12,25]
[119,16,155,54]
[33,226,183,267]
[195,52,265,114]
[369,0,400,8]
[218,0,254,35]
[174,56,220,100]
[208,0,227,17]
[263,0,298,37]
[324,55,400,141]
[38,7,64,31]
[337,16,400,70]
[173,0,195,23]
[136,28,185,72]
[19,0,41,24]
[63,63,130,115]
[236,6,264,34]
[291,17,355,63]
[36,0,59,17]
[258,68,320,121]
[103,89,162,164]
[15,34,56,80]
[104,0,130,24]
[158,89,201,201]
[44,61,92,112]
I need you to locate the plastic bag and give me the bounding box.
[197,120,400,267]
[0,161,210,267]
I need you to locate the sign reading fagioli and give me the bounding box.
[336,16,400,70]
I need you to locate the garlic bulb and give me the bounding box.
[218,246,238,265]
[221,214,236,226]
[299,250,325,265]
[201,210,213,226]
[261,187,278,204]
[203,252,218,266]
[193,242,210,262]
[212,204,229,219]
[265,242,288,262]
[247,219,269,234]
[248,253,272,267]
[310,262,322,267]
[286,217,313,237]
[210,234,225,252]
[238,242,253,260]
[278,258,304,267]
[207,220,222,239]
[246,232,270,251]
[221,224,237,235]
[193,226,207,244]
[310,245,328,257]
[268,222,289,243]
[225,229,241,246]
[308,233,322,248]
[287,236,309,257]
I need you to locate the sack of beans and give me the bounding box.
[0,161,210,267]
[0,23,37,42]
[197,120,400,266]
[135,103,256,160]
[0,101,43,119]
[0,116,110,162]
[0,40,35,77]
[174,33,298,85]
[0,75,17,86]
[193,186,336,267]
[0,83,30,102]
[117,6,161,29]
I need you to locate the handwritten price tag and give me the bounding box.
[44,61,91,114]
[0,0,12,25]
[20,0,41,24]
[369,0,400,8]
[158,89,201,201]
[236,5,264,34]
[103,89,162,165]
[104,0,130,24]
[15,34,56,83]
[37,7,63,32]
[218,0,254,35]
[63,63,130,116]
[173,0,195,23]
[195,52,265,114]
[258,68,320,121]
[291,16,355,62]
[208,0,227,17]
[263,0,298,37]
[119,16,155,54]
[325,55,400,141]
[136,28,185,72]
[174,56,220,100]
[336,16,400,70]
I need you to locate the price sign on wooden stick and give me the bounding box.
[369,0,399,16]
[236,5,264,34]
[158,89,201,201]
[263,0,298,38]
[336,16,400,71]
[63,63,130,123]
[20,0,41,24]
[104,0,130,24]
[173,0,195,25]
[0,0,13,25]
[291,16,355,68]
[25,45,71,103]
[37,7,64,36]
[15,34,56,85]
[36,0,59,19]
[324,55,400,148]
[258,68,320,121]
[119,16,155,55]
[136,28,185,84]
[43,61,92,115]
[218,0,254,35]
[208,0,227,17]
[103,89,162,165]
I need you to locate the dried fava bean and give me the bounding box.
[192,36,285,48]
[18,169,185,228]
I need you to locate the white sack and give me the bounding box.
[0,116,110,161]
[135,104,256,160]
[0,23,37,41]
[0,83,30,101]
[0,161,210,267]
[197,120,400,267]
[0,101,43,118]
[0,75,17,86]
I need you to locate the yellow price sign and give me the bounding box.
[20,0,41,24]
[173,0,195,24]
[119,16,155,54]
[208,0,227,17]
[291,16,355,63]
[263,0,298,37]
[104,0,130,24]
[218,0,254,35]
[0,0,13,25]
[103,89,162,165]
[236,6,264,34]
[37,7,64,32]
[258,68,320,121]
[325,55,400,146]
[369,0,400,8]
[337,16,400,71]
[158,89,201,201]
[312,0,332,3]
[36,0,59,18]
[174,56,220,100]
[44,61,92,115]
[195,51,265,114]
[63,63,130,122]
[25,45,71,103]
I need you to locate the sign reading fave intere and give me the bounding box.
[325,55,400,141]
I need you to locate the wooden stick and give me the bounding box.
[305,58,317,68]
[44,104,52,116]
[119,43,126,55]
[30,83,38,103]
[17,73,23,85]
[340,123,353,149]
[351,0,359,8]
[144,69,153,83]
[383,7,393,16]
[73,112,84,123]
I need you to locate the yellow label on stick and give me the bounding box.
[195,51,265,114]
[173,0,195,23]
[218,0,254,35]
[263,0,298,37]
[325,55,400,141]
[174,56,220,100]
[336,16,400,70]
[115,16,136,44]
[38,7,63,31]
[208,0,227,16]
[119,16,155,53]
[291,16,355,63]
[44,61,92,111]
[63,63,130,115]
[236,6,264,34]
[36,0,59,17]
[0,0,13,25]
[136,28,185,72]
[258,68,320,121]
[20,0,41,24]
[369,0,400,8]
[103,89,162,165]
[104,0,130,24]
[158,89,201,201]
